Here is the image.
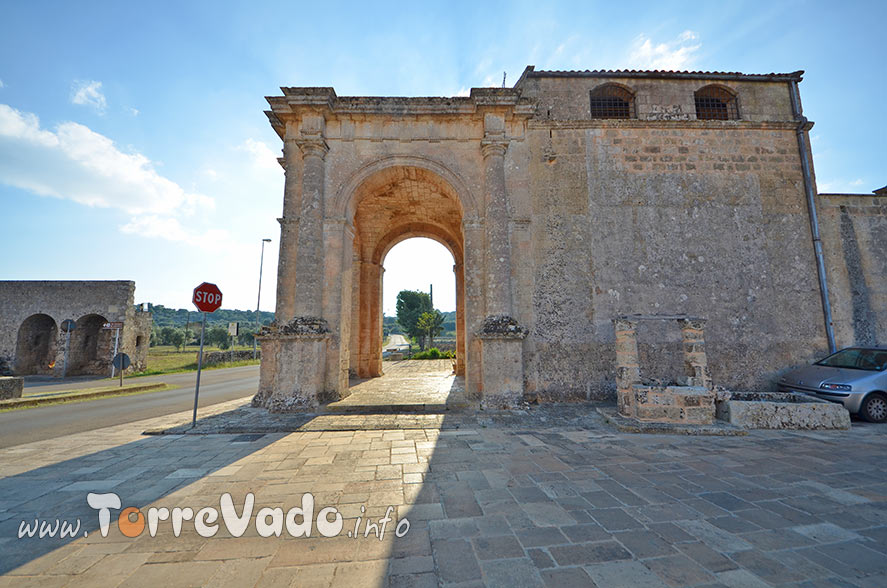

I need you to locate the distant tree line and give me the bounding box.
[145,304,274,350]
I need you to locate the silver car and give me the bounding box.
[778,347,887,423]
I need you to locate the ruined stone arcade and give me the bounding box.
[0,281,152,377]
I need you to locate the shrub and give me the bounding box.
[411,347,455,360]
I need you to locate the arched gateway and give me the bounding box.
[254,68,848,412]
[253,88,532,411]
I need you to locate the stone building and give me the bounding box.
[0,281,152,376]
[254,66,885,411]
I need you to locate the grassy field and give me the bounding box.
[137,345,261,377]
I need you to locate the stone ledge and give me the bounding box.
[598,407,747,436]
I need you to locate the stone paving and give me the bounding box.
[1,363,887,587]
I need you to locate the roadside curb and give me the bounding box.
[0,383,169,410]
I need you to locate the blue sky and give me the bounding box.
[1,0,883,315]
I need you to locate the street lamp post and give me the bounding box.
[254,238,272,359]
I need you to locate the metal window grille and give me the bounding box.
[695,86,739,120]
[590,85,634,119]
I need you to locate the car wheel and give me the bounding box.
[860,393,887,423]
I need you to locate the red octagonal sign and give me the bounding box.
[193,282,223,313]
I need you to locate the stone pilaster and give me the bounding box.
[357,260,383,378]
[614,317,641,417]
[481,138,514,317]
[477,115,527,406]
[679,317,712,389]
[255,124,333,411]
[292,137,329,318]
[454,263,466,376]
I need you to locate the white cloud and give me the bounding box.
[240,138,280,170]
[0,103,216,243]
[129,107,139,116]
[0,79,5,88]
[627,30,701,70]
[849,178,864,187]
[71,80,107,113]
[119,215,228,247]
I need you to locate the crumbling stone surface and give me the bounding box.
[0,376,23,400]
[266,316,330,336]
[476,315,528,339]
[716,391,851,429]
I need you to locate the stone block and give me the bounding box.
[478,337,525,409]
[716,392,850,429]
[0,376,23,400]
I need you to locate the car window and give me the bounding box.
[817,348,887,371]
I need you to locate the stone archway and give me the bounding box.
[68,314,110,376]
[348,166,466,381]
[256,91,531,412]
[14,314,58,375]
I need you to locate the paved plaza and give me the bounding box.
[1,362,886,587]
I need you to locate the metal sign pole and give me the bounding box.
[119,358,124,387]
[110,327,120,379]
[192,312,207,428]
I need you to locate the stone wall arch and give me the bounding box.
[14,314,58,375]
[68,314,110,376]
[333,155,479,222]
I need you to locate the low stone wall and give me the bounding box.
[0,376,23,400]
[199,350,261,366]
[716,391,851,429]
[629,384,716,424]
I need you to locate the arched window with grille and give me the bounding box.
[694,85,739,120]
[589,84,635,119]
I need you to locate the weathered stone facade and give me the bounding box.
[0,281,152,376]
[818,188,887,348]
[257,66,882,409]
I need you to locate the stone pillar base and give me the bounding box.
[477,315,527,409]
[252,318,332,412]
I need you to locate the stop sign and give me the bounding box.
[193,282,223,313]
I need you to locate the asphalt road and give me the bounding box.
[0,365,259,449]
[387,334,410,350]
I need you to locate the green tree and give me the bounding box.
[205,326,230,349]
[396,290,432,349]
[159,326,178,346]
[416,310,445,349]
[168,329,185,352]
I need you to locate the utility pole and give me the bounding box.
[430,283,433,308]
[254,238,272,359]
